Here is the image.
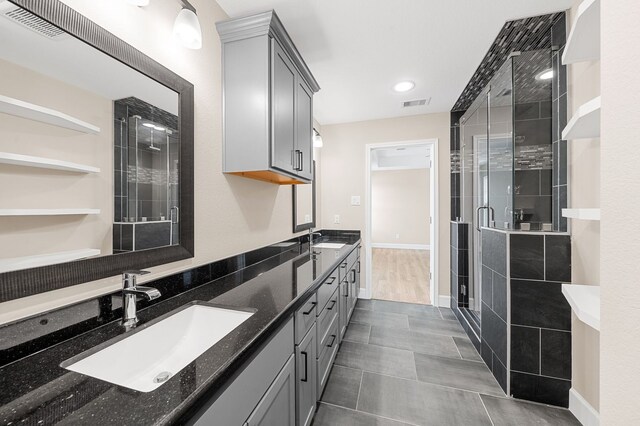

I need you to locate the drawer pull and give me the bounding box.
[327,334,337,348]
[350,269,356,283]
[357,261,361,273]
[301,351,308,382]
[327,300,336,310]
[302,302,317,315]
[340,262,347,268]
[325,277,336,285]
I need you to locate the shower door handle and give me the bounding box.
[171,206,179,224]
[476,206,489,232]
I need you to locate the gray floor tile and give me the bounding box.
[414,352,504,397]
[408,315,467,337]
[370,299,441,318]
[438,307,457,321]
[480,395,581,426]
[313,403,409,426]
[355,299,373,310]
[369,326,461,359]
[320,365,363,409]
[351,308,409,330]
[335,340,417,380]
[453,336,483,362]
[344,322,371,343]
[357,372,492,425]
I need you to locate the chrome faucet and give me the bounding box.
[121,270,161,328]
[309,228,322,244]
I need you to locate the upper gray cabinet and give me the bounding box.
[216,11,320,185]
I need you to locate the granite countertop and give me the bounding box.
[0,233,360,425]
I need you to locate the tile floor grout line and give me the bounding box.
[451,336,464,359]
[354,368,364,411]
[363,339,477,362]
[318,401,421,426]
[478,393,497,426]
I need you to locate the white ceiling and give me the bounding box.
[371,145,429,171]
[215,0,572,125]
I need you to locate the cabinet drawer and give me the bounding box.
[346,249,358,270]
[316,269,339,312]
[338,260,349,283]
[316,288,338,352]
[317,315,339,396]
[295,293,317,344]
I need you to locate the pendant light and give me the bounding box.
[174,0,202,50]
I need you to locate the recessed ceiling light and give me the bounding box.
[393,81,415,92]
[536,69,554,80]
[127,0,150,6]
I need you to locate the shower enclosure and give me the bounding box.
[459,50,553,322]
[113,98,180,253]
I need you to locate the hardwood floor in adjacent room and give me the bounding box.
[372,248,430,305]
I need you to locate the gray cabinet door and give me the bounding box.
[246,354,296,426]
[270,38,296,175]
[339,280,348,339]
[296,324,317,426]
[295,79,313,180]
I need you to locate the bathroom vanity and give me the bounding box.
[0,231,361,425]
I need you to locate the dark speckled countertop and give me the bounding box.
[0,232,360,425]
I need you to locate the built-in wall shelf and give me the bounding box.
[562,208,600,221]
[0,94,101,135]
[0,152,100,173]
[0,209,101,216]
[0,248,101,274]
[562,284,600,331]
[562,96,601,140]
[562,0,600,65]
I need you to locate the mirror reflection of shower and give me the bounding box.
[113,97,180,253]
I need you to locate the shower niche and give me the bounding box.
[113,97,180,253]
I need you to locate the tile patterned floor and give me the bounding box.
[313,299,581,426]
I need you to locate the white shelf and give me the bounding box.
[0,94,100,135]
[562,96,601,140]
[0,209,101,216]
[562,0,600,64]
[0,249,101,274]
[562,208,600,221]
[0,152,100,173]
[562,284,600,331]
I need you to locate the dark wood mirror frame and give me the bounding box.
[0,0,194,303]
[292,161,316,233]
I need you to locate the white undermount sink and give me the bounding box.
[62,304,254,392]
[313,242,345,249]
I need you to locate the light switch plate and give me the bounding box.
[351,196,361,206]
[334,214,340,224]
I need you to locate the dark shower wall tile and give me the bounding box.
[492,272,508,322]
[540,170,552,195]
[551,14,566,49]
[510,371,571,408]
[545,235,571,282]
[515,119,552,146]
[558,139,567,186]
[515,170,541,195]
[541,329,572,380]
[482,230,507,276]
[481,267,493,310]
[511,279,571,331]
[511,325,540,375]
[540,100,552,119]
[510,234,544,280]
[492,353,508,394]
[515,102,539,120]
[481,302,508,365]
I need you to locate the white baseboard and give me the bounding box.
[437,295,451,308]
[358,288,371,299]
[569,388,600,426]
[371,243,430,250]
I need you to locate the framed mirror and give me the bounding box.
[0,0,194,302]
[292,161,316,232]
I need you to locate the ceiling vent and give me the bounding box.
[402,97,430,108]
[0,2,69,40]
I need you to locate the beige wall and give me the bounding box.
[566,0,601,412]
[0,0,313,324]
[600,0,640,423]
[371,168,430,245]
[0,59,113,261]
[319,113,450,298]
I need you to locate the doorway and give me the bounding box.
[364,139,439,306]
